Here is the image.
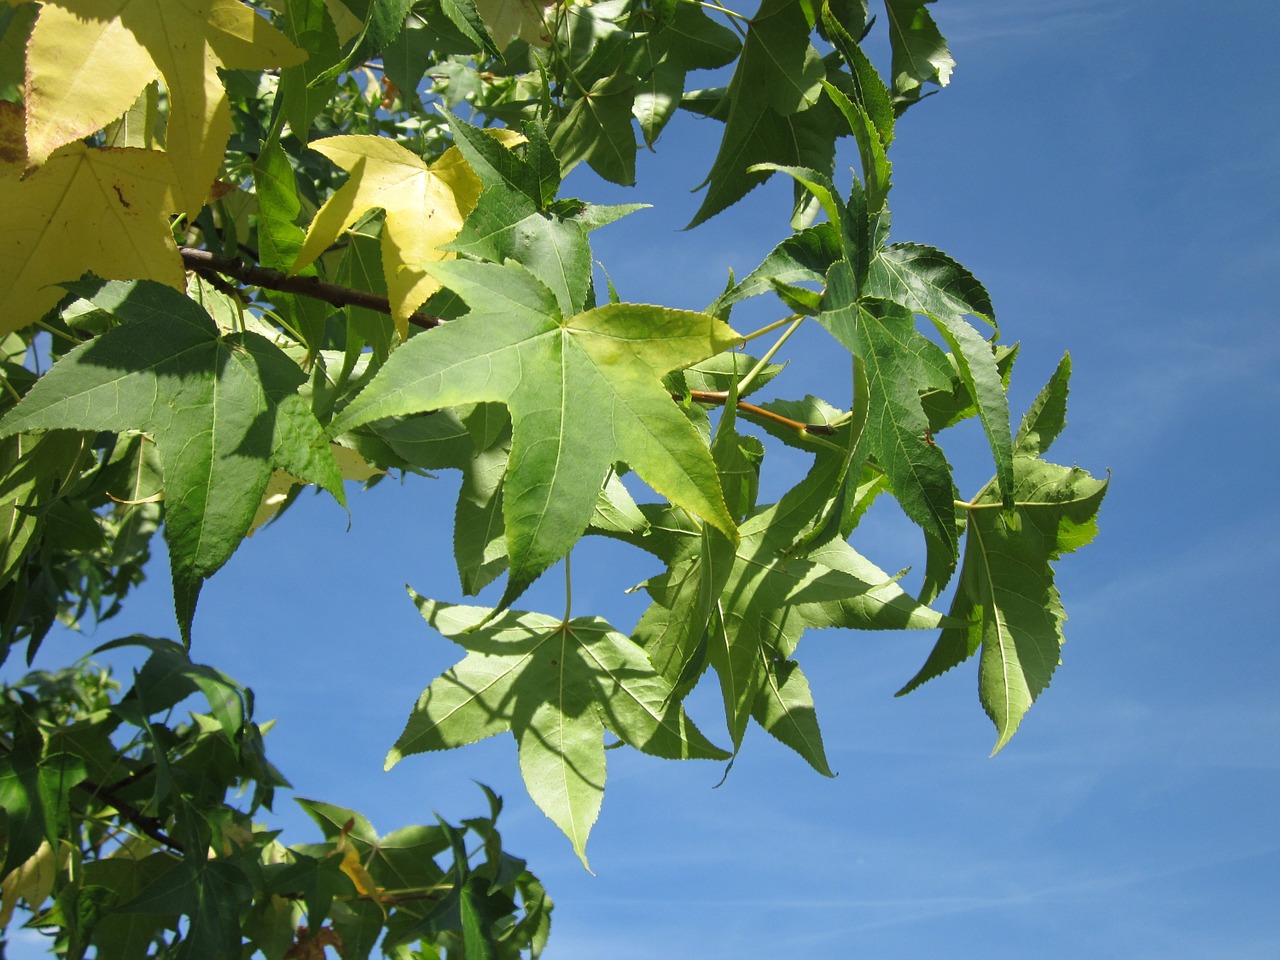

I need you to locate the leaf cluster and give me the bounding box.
[0,0,1106,952]
[0,649,550,960]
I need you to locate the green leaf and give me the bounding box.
[0,705,88,876]
[869,243,995,328]
[630,1,740,145]
[277,0,344,144]
[114,859,253,960]
[626,443,945,758]
[82,856,177,959]
[1014,353,1071,458]
[881,0,954,110]
[253,142,330,352]
[329,259,739,608]
[0,280,344,642]
[866,242,1011,504]
[715,222,842,312]
[387,593,730,866]
[751,657,832,776]
[820,263,959,561]
[551,72,639,186]
[896,362,1107,753]
[687,0,829,226]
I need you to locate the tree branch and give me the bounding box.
[75,777,185,854]
[179,247,444,331]
[179,248,836,437]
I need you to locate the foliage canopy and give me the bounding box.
[0,0,1105,956]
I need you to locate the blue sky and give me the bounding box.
[7,0,1280,957]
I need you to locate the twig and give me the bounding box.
[681,390,837,435]
[181,248,837,436]
[75,777,184,854]
[179,247,443,331]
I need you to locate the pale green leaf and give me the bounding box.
[387,593,730,865]
[330,259,738,608]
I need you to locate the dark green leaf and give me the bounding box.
[0,281,343,642]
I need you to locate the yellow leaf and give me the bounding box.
[475,0,558,50]
[337,842,378,899]
[0,100,24,172]
[0,143,184,336]
[323,0,364,44]
[330,443,387,482]
[24,0,305,214]
[293,137,482,339]
[0,841,56,929]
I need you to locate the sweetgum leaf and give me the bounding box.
[388,592,730,866]
[821,262,959,560]
[881,0,954,110]
[0,280,343,642]
[1014,353,1071,458]
[625,445,946,761]
[23,0,305,213]
[330,258,739,609]
[896,361,1107,753]
[0,143,183,336]
[687,0,831,226]
[751,657,832,776]
[867,242,1012,504]
[551,73,640,186]
[292,135,482,337]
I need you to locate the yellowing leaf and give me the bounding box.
[293,136,482,339]
[0,841,56,928]
[24,0,305,214]
[0,99,24,172]
[336,839,379,899]
[0,143,183,336]
[323,0,364,43]
[475,0,557,51]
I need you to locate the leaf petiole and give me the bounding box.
[737,314,804,394]
[739,314,800,345]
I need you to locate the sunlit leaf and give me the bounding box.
[387,592,730,866]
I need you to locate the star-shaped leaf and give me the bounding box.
[292,135,482,339]
[627,438,947,770]
[895,355,1107,753]
[867,242,1013,505]
[687,0,829,227]
[0,280,344,642]
[329,258,739,608]
[628,0,740,146]
[24,0,306,213]
[820,260,960,561]
[473,0,554,50]
[881,0,954,111]
[0,143,183,336]
[388,592,730,866]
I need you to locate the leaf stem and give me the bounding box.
[687,0,751,23]
[737,314,803,394]
[562,551,573,626]
[33,319,81,346]
[739,314,799,345]
[680,390,836,435]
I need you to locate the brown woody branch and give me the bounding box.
[76,777,184,853]
[179,247,443,330]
